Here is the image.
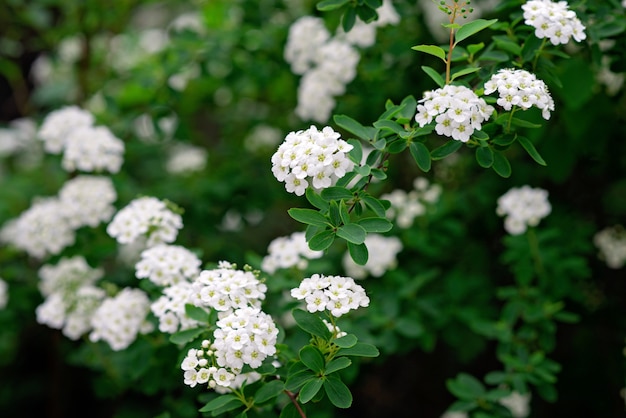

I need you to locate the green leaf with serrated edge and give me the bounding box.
[253,380,284,404]
[347,241,368,265]
[410,142,431,172]
[321,186,353,201]
[337,223,366,244]
[308,230,335,251]
[285,369,316,392]
[333,114,372,141]
[373,119,404,134]
[299,378,324,403]
[411,44,447,61]
[339,200,350,225]
[334,334,357,348]
[292,308,332,339]
[342,6,356,31]
[306,188,329,211]
[450,66,481,81]
[475,146,494,168]
[184,304,210,323]
[169,327,204,345]
[337,342,379,357]
[517,136,546,165]
[492,152,512,178]
[362,195,386,218]
[300,345,326,373]
[316,0,349,11]
[430,140,463,160]
[288,208,329,227]
[454,19,498,45]
[199,394,240,413]
[323,375,353,408]
[357,217,392,233]
[421,65,445,88]
[347,138,362,164]
[325,357,352,375]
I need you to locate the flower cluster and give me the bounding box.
[151,281,199,333]
[58,175,117,228]
[89,287,154,351]
[323,319,347,338]
[522,0,586,46]
[165,143,208,175]
[593,225,626,269]
[37,106,94,153]
[496,186,552,235]
[290,274,370,317]
[0,278,8,309]
[415,84,494,142]
[271,125,354,196]
[484,69,555,120]
[189,262,267,313]
[261,231,323,274]
[107,196,183,247]
[135,244,202,286]
[343,234,403,279]
[382,177,442,228]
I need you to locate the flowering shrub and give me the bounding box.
[1,0,625,417]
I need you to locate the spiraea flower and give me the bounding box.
[484,69,555,120]
[522,0,586,45]
[496,186,552,235]
[261,231,323,274]
[593,225,626,269]
[107,196,183,247]
[62,125,125,173]
[415,84,494,142]
[58,175,117,228]
[135,244,201,286]
[38,256,103,296]
[165,143,208,175]
[271,125,354,196]
[290,274,370,318]
[151,281,200,333]
[343,234,403,279]
[284,16,331,76]
[382,177,442,229]
[37,106,94,154]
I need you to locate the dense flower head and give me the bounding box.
[284,16,331,75]
[37,106,94,154]
[135,244,202,286]
[271,125,354,196]
[38,256,104,297]
[522,0,586,45]
[166,143,208,175]
[415,84,494,142]
[107,196,183,247]
[89,287,154,351]
[62,125,125,173]
[189,262,267,314]
[151,281,200,333]
[0,278,8,309]
[58,175,117,228]
[343,234,403,279]
[496,186,552,235]
[261,231,323,274]
[484,69,555,120]
[382,177,442,228]
[290,274,370,317]
[593,225,626,269]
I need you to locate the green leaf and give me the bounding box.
[364,0,383,8]
[475,146,494,168]
[450,66,481,81]
[517,136,546,165]
[169,327,204,345]
[454,19,498,45]
[339,200,350,225]
[279,403,303,418]
[321,187,353,201]
[510,117,542,129]
[357,217,392,233]
[334,334,358,348]
[325,357,352,375]
[299,378,324,403]
[333,114,373,141]
[356,3,378,22]
[492,152,512,178]
[347,241,369,265]
[288,208,329,227]
[323,375,353,408]
[329,200,341,226]
[396,95,417,121]
[370,168,388,180]
[316,0,349,11]
[421,66,445,88]
[373,119,404,134]
[362,195,387,218]
[347,138,363,164]
[253,380,285,404]
[484,371,507,385]
[411,45,447,62]
[354,164,371,176]
[292,309,332,339]
[372,137,387,150]
[430,140,463,160]
[308,230,335,251]
[492,133,516,146]
[446,373,486,400]
[184,304,210,323]
[338,342,380,357]
[409,142,431,172]
[306,188,329,211]
[199,394,241,413]
[467,42,485,56]
[300,345,326,373]
[342,8,357,32]
[337,223,366,244]
[285,368,316,392]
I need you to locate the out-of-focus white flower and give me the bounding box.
[165,143,207,175]
[262,231,323,273]
[594,225,626,269]
[343,234,402,279]
[496,186,552,235]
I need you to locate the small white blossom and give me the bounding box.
[593,225,626,269]
[38,106,94,154]
[261,232,323,274]
[499,391,531,418]
[135,244,201,286]
[496,186,552,235]
[165,143,208,175]
[58,175,117,228]
[62,125,124,173]
[343,234,403,279]
[291,274,369,318]
[522,0,586,45]
[382,177,442,228]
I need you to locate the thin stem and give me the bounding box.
[505,106,517,133]
[285,390,307,418]
[446,25,454,84]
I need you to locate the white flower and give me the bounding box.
[593,225,626,269]
[135,244,201,286]
[343,234,403,279]
[261,231,323,274]
[165,143,208,175]
[284,17,331,75]
[58,175,117,228]
[382,177,442,228]
[496,186,552,235]
[499,391,531,418]
[38,106,94,154]
[62,125,125,173]
[522,0,586,45]
[291,274,369,318]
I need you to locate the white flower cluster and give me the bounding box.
[593,225,626,269]
[89,287,154,351]
[343,234,403,279]
[38,106,125,173]
[522,0,586,45]
[415,84,494,142]
[499,391,531,418]
[35,256,105,340]
[107,196,183,247]
[261,231,323,274]
[166,143,208,175]
[189,263,267,313]
[323,319,347,338]
[0,278,8,309]
[243,124,282,153]
[135,244,201,286]
[484,69,555,120]
[290,274,370,317]
[58,175,117,228]
[151,281,199,333]
[271,125,354,196]
[496,186,552,235]
[382,177,442,228]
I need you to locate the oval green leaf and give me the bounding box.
[292,308,332,339]
[411,44,447,62]
[299,345,326,374]
[288,208,329,227]
[253,380,285,404]
[299,378,324,403]
[357,217,392,233]
[323,375,353,409]
[454,19,498,45]
[475,146,494,168]
[308,230,335,251]
[337,223,366,245]
[492,152,512,178]
[430,140,463,160]
[409,141,431,172]
[347,241,368,265]
[517,136,546,166]
[325,357,352,375]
